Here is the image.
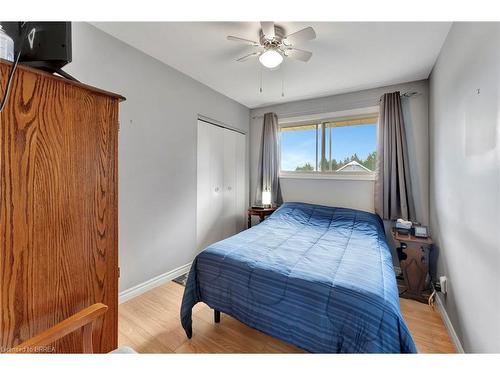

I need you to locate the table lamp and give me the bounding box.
[262,190,272,208]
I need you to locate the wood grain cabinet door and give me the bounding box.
[0,62,122,353]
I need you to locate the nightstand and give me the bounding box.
[247,207,277,228]
[392,229,433,303]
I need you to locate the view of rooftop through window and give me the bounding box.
[280,117,378,173]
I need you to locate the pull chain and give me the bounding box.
[257,63,285,96]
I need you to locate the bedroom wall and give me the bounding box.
[249,80,430,224]
[65,23,250,293]
[429,22,500,353]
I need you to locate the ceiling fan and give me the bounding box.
[227,22,316,69]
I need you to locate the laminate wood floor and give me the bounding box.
[118,281,455,353]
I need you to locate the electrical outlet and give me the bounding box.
[439,276,448,294]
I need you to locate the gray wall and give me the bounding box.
[250,80,430,224]
[66,23,250,292]
[429,22,500,352]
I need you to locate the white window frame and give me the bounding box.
[279,106,379,181]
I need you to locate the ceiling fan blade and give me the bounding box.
[285,48,312,62]
[236,52,260,62]
[260,21,275,40]
[284,27,316,46]
[227,36,260,46]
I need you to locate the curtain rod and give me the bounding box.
[251,90,420,120]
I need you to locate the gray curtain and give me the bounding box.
[254,112,283,206]
[374,92,415,221]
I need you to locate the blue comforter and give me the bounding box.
[180,202,416,353]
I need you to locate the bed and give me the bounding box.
[180,202,416,353]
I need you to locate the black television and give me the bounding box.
[1,22,72,76]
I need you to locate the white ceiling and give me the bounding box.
[92,22,451,108]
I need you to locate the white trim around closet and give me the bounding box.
[198,114,247,135]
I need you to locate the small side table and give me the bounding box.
[392,229,433,303]
[247,207,277,228]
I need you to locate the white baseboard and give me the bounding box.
[119,262,192,304]
[435,293,465,353]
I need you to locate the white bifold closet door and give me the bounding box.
[197,119,246,252]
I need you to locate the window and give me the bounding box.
[279,115,378,177]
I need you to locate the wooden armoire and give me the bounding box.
[0,60,124,353]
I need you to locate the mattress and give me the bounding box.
[180,202,416,353]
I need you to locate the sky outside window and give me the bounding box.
[281,126,318,171]
[280,122,377,172]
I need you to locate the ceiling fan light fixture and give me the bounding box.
[259,49,283,69]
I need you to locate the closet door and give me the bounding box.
[234,132,246,232]
[197,120,224,251]
[222,129,246,237]
[222,130,237,238]
[197,120,247,251]
[210,125,225,242]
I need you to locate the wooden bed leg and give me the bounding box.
[214,310,220,323]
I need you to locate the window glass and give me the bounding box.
[280,124,319,172]
[324,122,377,172]
[279,116,378,174]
